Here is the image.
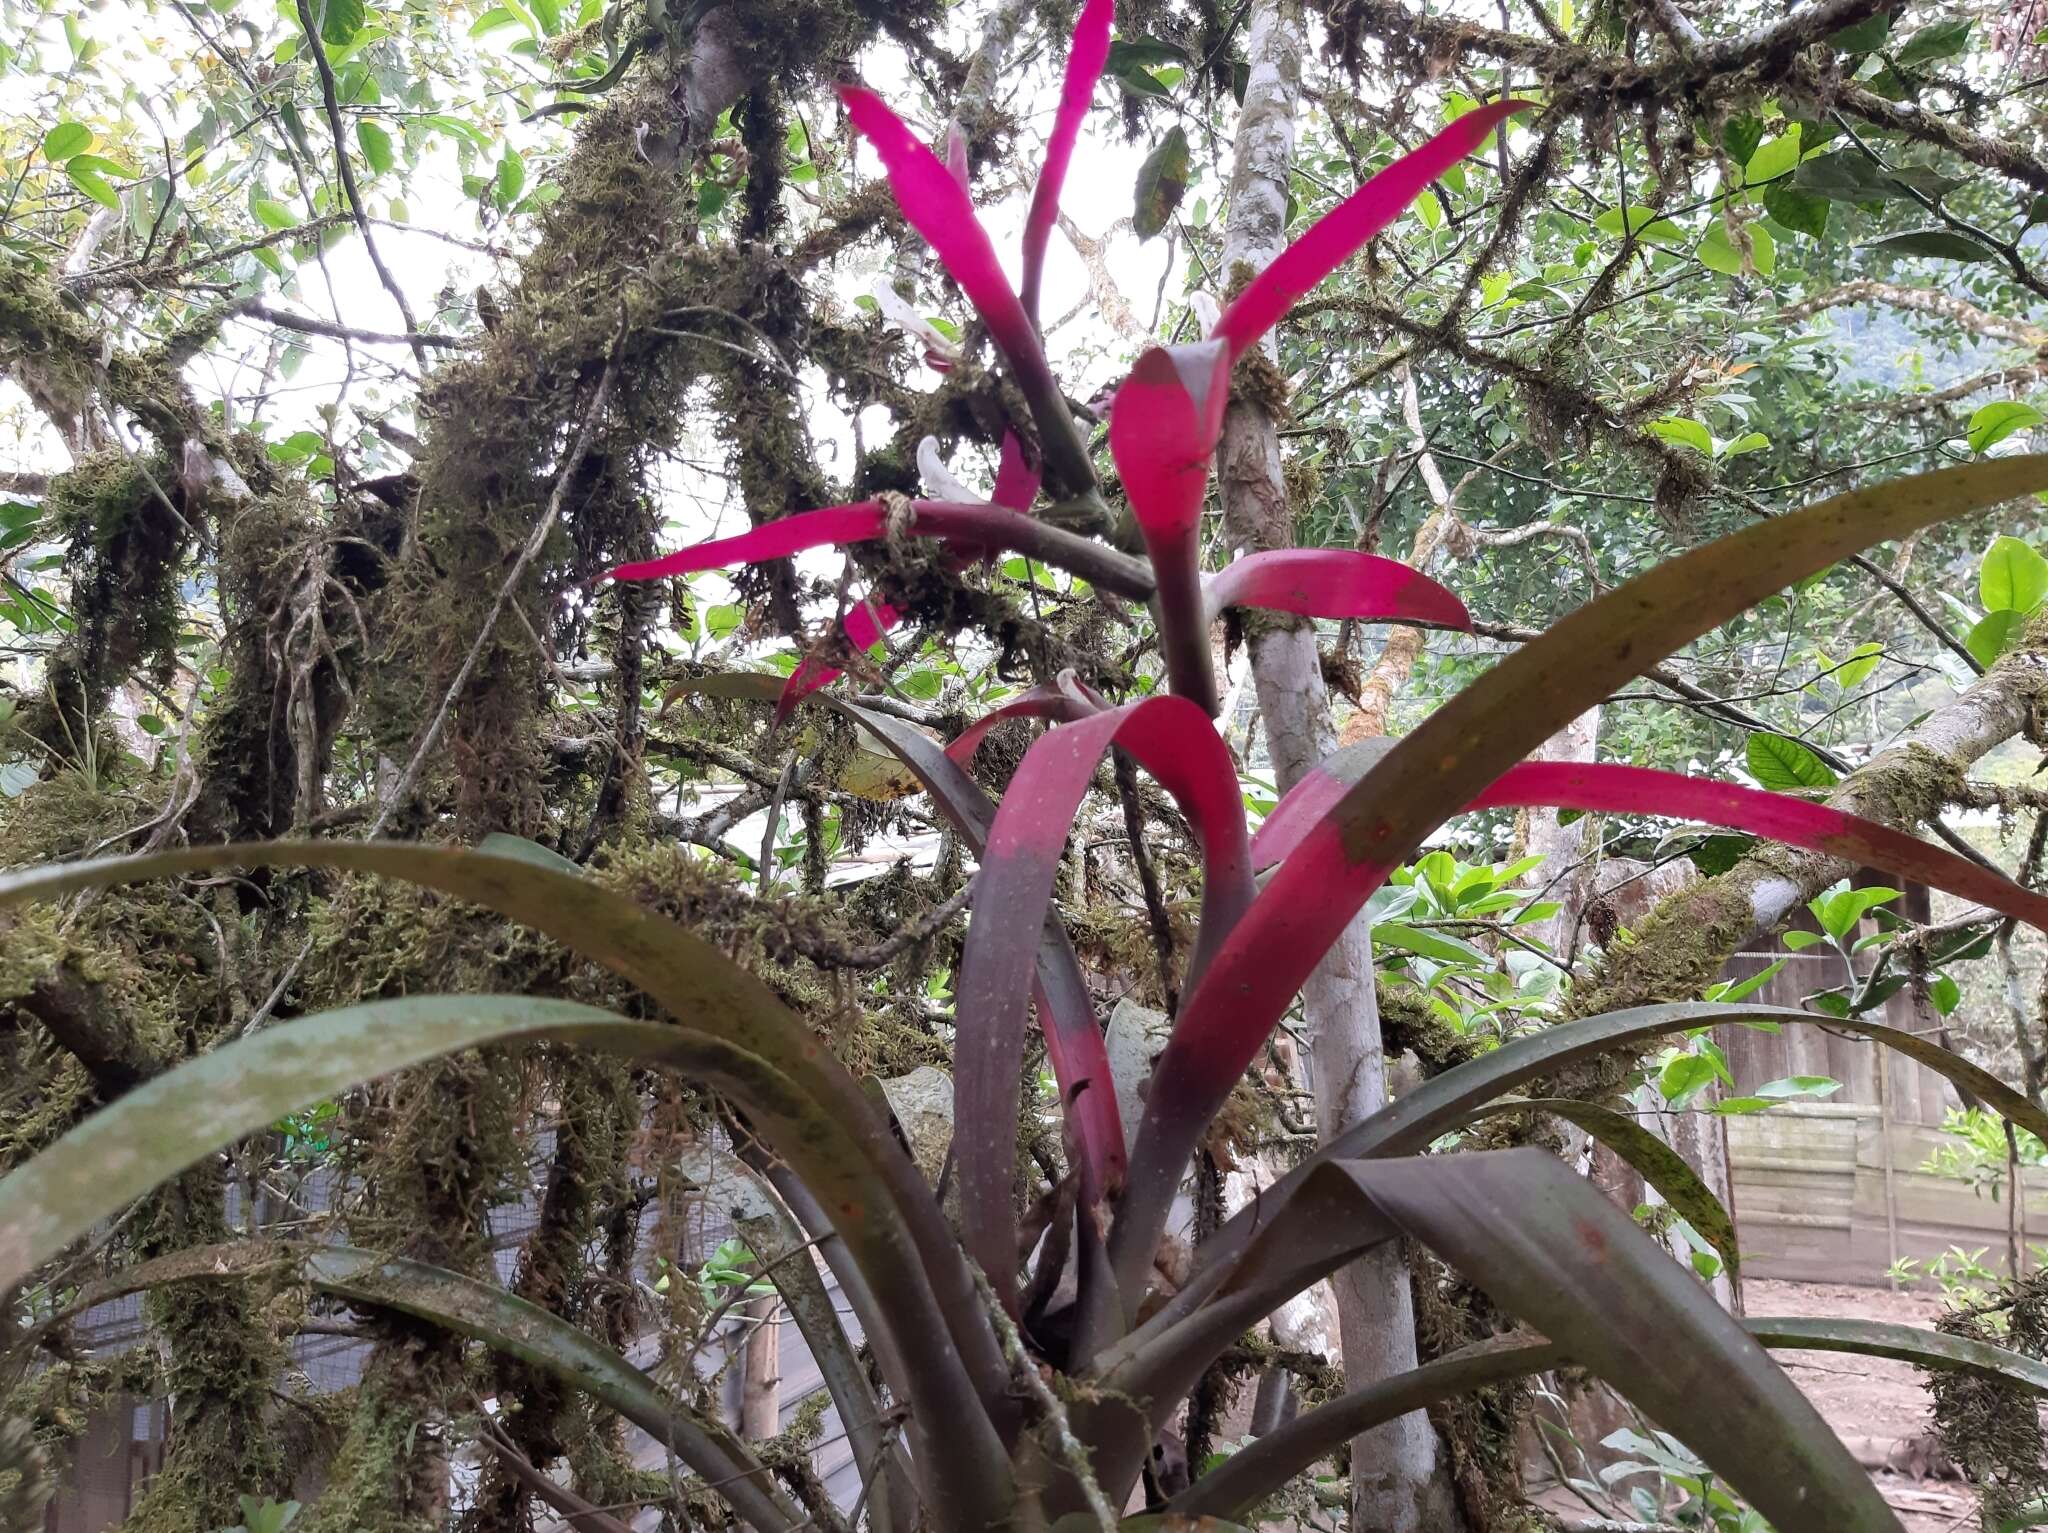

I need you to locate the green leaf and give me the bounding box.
[1649,416,1714,454]
[1657,1052,1721,1105]
[1794,151,1909,203]
[1931,972,1961,1015]
[1755,1075,1841,1100]
[1594,205,1686,245]
[310,0,363,45]
[1811,884,1901,941]
[1746,732,1838,791]
[355,119,394,175]
[697,180,728,218]
[1895,18,1972,67]
[1981,535,2048,612]
[1968,609,2027,669]
[496,149,526,207]
[1373,922,1493,967]
[1831,11,1892,52]
[1133,125,1190,240]
[1720,430,1770,458]
[1113,62,1173,99]
[1833,641,1883,689]
[1866,229,1997,262]
[1764,184,1830,239]
[1744,127,1802,186]
[1470,1096,1741,1273]
[66,162,119,210]
[1690,833,1753,877]
[1781,930,1825,950]
[475,832,582,874]
[252,196,296,230]
[1722,117,1764,166]
[1171,1151,1897,1531]
[41,122,91,162]
[1697,222,1772,276]
[1970,403,2047,455]
[1106,37,1187,70]
[0,840,1009,1517]
[470,5,519,35]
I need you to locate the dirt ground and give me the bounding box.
[1747,1278,1978,1532]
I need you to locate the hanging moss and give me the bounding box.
[1929,1273,2048,1523]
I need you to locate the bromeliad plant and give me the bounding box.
[10,11,2048,1533]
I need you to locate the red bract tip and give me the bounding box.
[1211,99,1533,361]
[1021,0,1114,320]
[1109,341,1230,538]
[992,430,1041,513]
[776,594,900,721]
[839,84,1050,388]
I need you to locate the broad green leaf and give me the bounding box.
[470,6,520,35]
[1373,922,1492,967]
[1133,125,1190,240]
[1720,430,1771,458]
[1931,972,1961,1014]
[1105,37,1187,70]
[66,163,119,210]
[1698,222,1773,276]
[1895,18,1972,66]
[1722,117,1764,166]
[1971,403,2047,455]
[1831,11,1892,51]
[496,149,526,206]
[310,0,363,44]
[1981,535,2048,611]
[1867,229,1996,262]
[355,119,394,174]
[1754,1075,1841,1100]
[1833,641,1883,688]
[1780,929,1825,951]
[1657,1051,1721,1105]
[475,832,582,874]
[1649,416,1713,454]
[1690,833,1753,876]
[252,196,295,230]
[1811,884,1900,940]
[1744,128,1801,186]
[1795,151,1909,203]
[42,122,91,162]
[1764,184,1830,239]
[1745,731,1838,791]
[1968,608,2027,669]
[1594,205,1686,245]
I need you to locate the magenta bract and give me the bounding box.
[1022,0,1114,320]
[1211,99,1533,361]
[840,85,1049,385]
[1207,548,1470,628]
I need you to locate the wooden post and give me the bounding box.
[739,1295,782,1441]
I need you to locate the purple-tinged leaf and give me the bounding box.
[610,500,1157,599]
[956,698,1254,1305]
[1179,1315,2048,1521]
[1251,752,2048,934]
[1211,100,1532,361]
[1021,0,1114,320]
[945,669,1109,766]
[1113,998,2048,1419]
[1110,454,2048,1299]
[652,670,1131,1227]
[1120,1150,1899,1532]
[1204,548,1470,628]
[840,86,1046,376]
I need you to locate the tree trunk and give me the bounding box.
[1520,707,1602,960]
[1216,5,1460,1526]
